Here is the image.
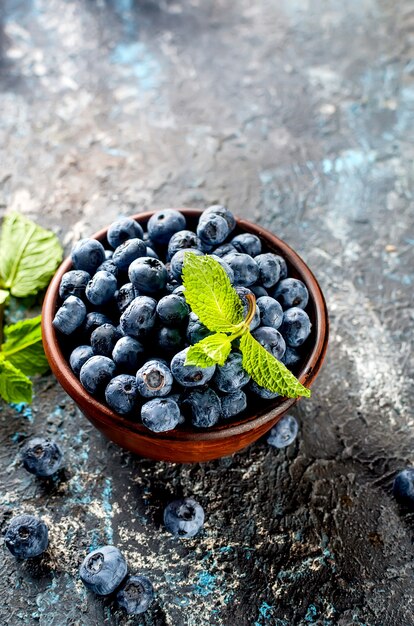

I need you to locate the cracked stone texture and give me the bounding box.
[0,0,414,625]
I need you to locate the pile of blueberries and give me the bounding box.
[52,206,312,431]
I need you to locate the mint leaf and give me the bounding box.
[0,289,9,305]
[1,315,49,376]
[0,356,32,403]
[185,333,232,367]
[182,253,243,332]
[0,212,63,297]
[240,332,311,398]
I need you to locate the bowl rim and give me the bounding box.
[42,209,329,443]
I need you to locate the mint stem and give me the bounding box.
[228,293,257,341]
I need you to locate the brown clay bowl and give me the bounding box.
[42,209,329,463]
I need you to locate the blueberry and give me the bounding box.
[164,498,204,538]
[393,469,414,509]
[213,352,250,393]
[113,238,146,271]
[105,374,138,414]
[80,356,116,394]
[120,296,157,338]
[170,248,204,280]
[256,296,283,329]
[200,205,236,232]
[252,326,286,360]
[210,254,235,283]
[167,230,199,260]
[213,243,236,258]
[147,209,187,245]
[186,313,212,344]
[156,294,190,326]
[220,389,247,418]
[70,345,94,376]
[112,336,144,372]
[146,246,159,259]
[231,233,262,257]
[182,387,221,427]
[86,271,118,306]
[96,259,119,277]
[115,282,138,314]
[156,326,185,353]
[267,414,299,448]
[79,545,128,595]
[272,278,309,310]
[250,285,268,298]
[255,253,285,288]
[21,437,63,477]
[171,348,216,387]
[53,295,86,335]
[107,217,144,248]
[91,324,122,357]
[235,287,260,330]
[59,270,90,301]
[224,252,259,286]
[141,397,181,432]
[82,312,112,341]
[282,346,301,369]
[280,307,311,347]
[172,285,186,298]
[248,380,279,399]
[136,360,173,398]
[117,575,154,615]
[71,238,106,274]
[5,514,49,558]
[128,257,168,294]
[197,214,229,245]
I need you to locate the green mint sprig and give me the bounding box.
[182,252,311,399]
[0,212,63,404]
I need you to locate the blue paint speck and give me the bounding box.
[305,604,318,622]
[10,403,33,422]
[102,476,113,543]
[111,42,160,91]
[193,571,216,597]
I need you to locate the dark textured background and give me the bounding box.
[0,1,414,624]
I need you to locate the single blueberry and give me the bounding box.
[197,214,229,245]
[107,217,144,248]
[70,345,94,376]
[5,514,49,558]
[267,414,299,448]
[120,296,157,338]
[82,312,112,341]
[172,285,186,298]
[59,270,90,301]
[113,238,146,271]
[167,230,199,260]
[91,324,122,357]
[213,243,236,258]
[53,295,86,335]
[156,326,185,353]
[71,238,106,274]
[96,259,119,277]
[255,253,285,288]
[280,307,311,347]
[220,389,247,418]
[231,233,262,257]
[80,356,117,395]
[200,205,236,232]
[136,360,173,398]
[256,296,284,329]
[21,437,63,477]
[86,270,118,306]
[393,469,414,509]
[225,252,259,286]
[170,248,204,280]
[182,387,221,427]
[79,545,128,595]
[272,278,309,310]
[156,294,190,327]
[281,346,302,369]
[117,575,154,615]
[171,348,216,387]
[252,326,286,360]
[248,380,280,399]
[115,282,138,314]
[164,498,204,538]
[147,209,187,245]
[128,257,168,294]
[105,375,138,414]
[112,336,144,372]
[213,352,250,393]
[141,397,181,432]
[186,313,212,344]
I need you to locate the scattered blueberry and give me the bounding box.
[107,217,144,248]
[267,414,299,448]
[280,307,312,347]
[273,278,309,310]
[117,575,154,615]
[105,375,138,414]
[80,356,116,394]
[113,238,146,270]
[213,352,250,393]
[147,209,186,245]
[141,397,181,432]
[136,359,173,398]
[70,345,94,376]
[21,437,63,477]
[220,389,247,418]
[5,514,49,558]
[128,257,168,293]
[86,270,117,306]
[171,348,216,387]
[120,296,157,338]
[393,469,414,509]
[59,270,90,300]
[79,545,128,595]
[231,233,262,257]
[256,296,283,329]
[163,498,204,538]
[182,387,221,427]
[71,238,106,274]
[53,295,86,335]
[252,326,286,360]
[112,336,144,372]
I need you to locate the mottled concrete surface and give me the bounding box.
[0,0,414,624]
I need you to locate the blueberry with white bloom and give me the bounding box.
[105,375,138,414]
[107,217,144,248]
[147,209,187,245]
[71,238,106,274]
[70,345,94,376]
[59,270,90,301]
[113,238,146,270]
[21,437,63,477]
[197,214,230,245]
[136,360,173,398]
[231,233,262,257]
[5,514,49,559]
[257,296,283,330]
[267,414,299,448]
[164,498,204,538]
[117,575,154,615]
[171,348,216,387]
[53,295,86,335]
[220,389,247,418]
[112,336,144,372]
[200,205,236,232]
[280,307,311,347]
[128,257,168,294]
[252,326,286,360]
[272,278,309,310]
[79,545,127,595]
[120,296,157,338]
[141,398,181,432]
[86,270,117,306]
[182,387,221,427]
[80,356,116,395]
